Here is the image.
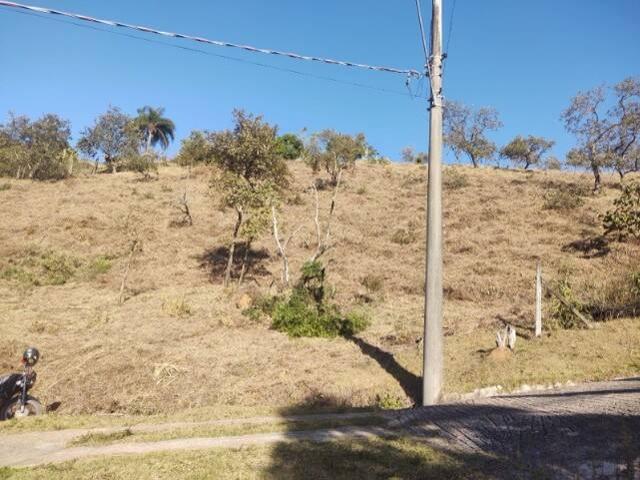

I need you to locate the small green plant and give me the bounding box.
[0,183,11,191]
[391,227,417,245]
[85,256,112,279]
[603,182,640,240]
[543,189,584,210]
[271,261,369,338]
[356,186,367,195]
[375,392,406,410]
[162,297,192,318]
[443,168,468,190]
[243,294,280,322]
[549,278,590,329]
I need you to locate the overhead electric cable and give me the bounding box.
[5,8,425,100]
[0,0,422,78]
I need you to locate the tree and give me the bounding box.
[443,100,502,167]
[562,77,640,189]
[544,155,562,170]
[500,135,555,170]
[77,107,140,173]
[276,133,304,160]
[0,112,72,180]
[562,86,609,191]
[209,109,289,286]
[175,130,214,166]
[304,129,366,185]
[605,78,640,179]
[134,106,175,154]
[401,146,428,164]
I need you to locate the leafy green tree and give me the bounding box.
[175,130,214,166]
[209,109,289,286]
[603,182,640,240]
[0,112,72,180]
[444,100,502,168]
[304,129,366,185]
[134,106,176,154]
[77,107,140,173]
[500,135,555,170]
[275,133,304,160]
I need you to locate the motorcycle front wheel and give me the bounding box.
[0,395,43,420]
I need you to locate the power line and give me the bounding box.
[445,0,458,55]
[414,0,429,65]
[4,8,425,100]
[0,0,422,78]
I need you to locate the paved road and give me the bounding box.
[1,378,638,478]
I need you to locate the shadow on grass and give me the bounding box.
[587,301,640,321]
[562,234,611,258]
[196,244,270,282]
[265,434,508,480]
[346,335,422,405]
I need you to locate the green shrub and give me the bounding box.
[124,154,158,179]
[543,189,584,210]
[603,182,640,240]
[271,261,369,338]
[356,186,367,195]
[549,278,591,329]
[0,182,11,191]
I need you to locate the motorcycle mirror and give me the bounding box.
[22,347,40,366]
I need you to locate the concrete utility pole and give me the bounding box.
[422,0,444,406]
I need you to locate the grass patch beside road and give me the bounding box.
[0,437,510,480]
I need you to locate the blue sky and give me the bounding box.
[0,0,638,162]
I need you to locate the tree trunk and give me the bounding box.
[592,164,602,192]
[470,155,478,168]
[224,208,243,287]
[93,159,99,174]
[617,168,625,181]
[145,132,153,154]
[237,239,252,287]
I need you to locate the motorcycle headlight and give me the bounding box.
[22,347,40,366]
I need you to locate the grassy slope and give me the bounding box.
[0,162,638,416]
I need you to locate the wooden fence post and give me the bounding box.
[535,261,542,337]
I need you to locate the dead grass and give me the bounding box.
[0,163,638,415]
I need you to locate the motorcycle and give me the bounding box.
[0,347,43,420]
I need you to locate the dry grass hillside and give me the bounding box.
[0,162,638,415]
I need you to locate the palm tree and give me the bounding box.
[135,106,175,154]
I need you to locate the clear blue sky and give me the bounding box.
[0,0,638,162]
